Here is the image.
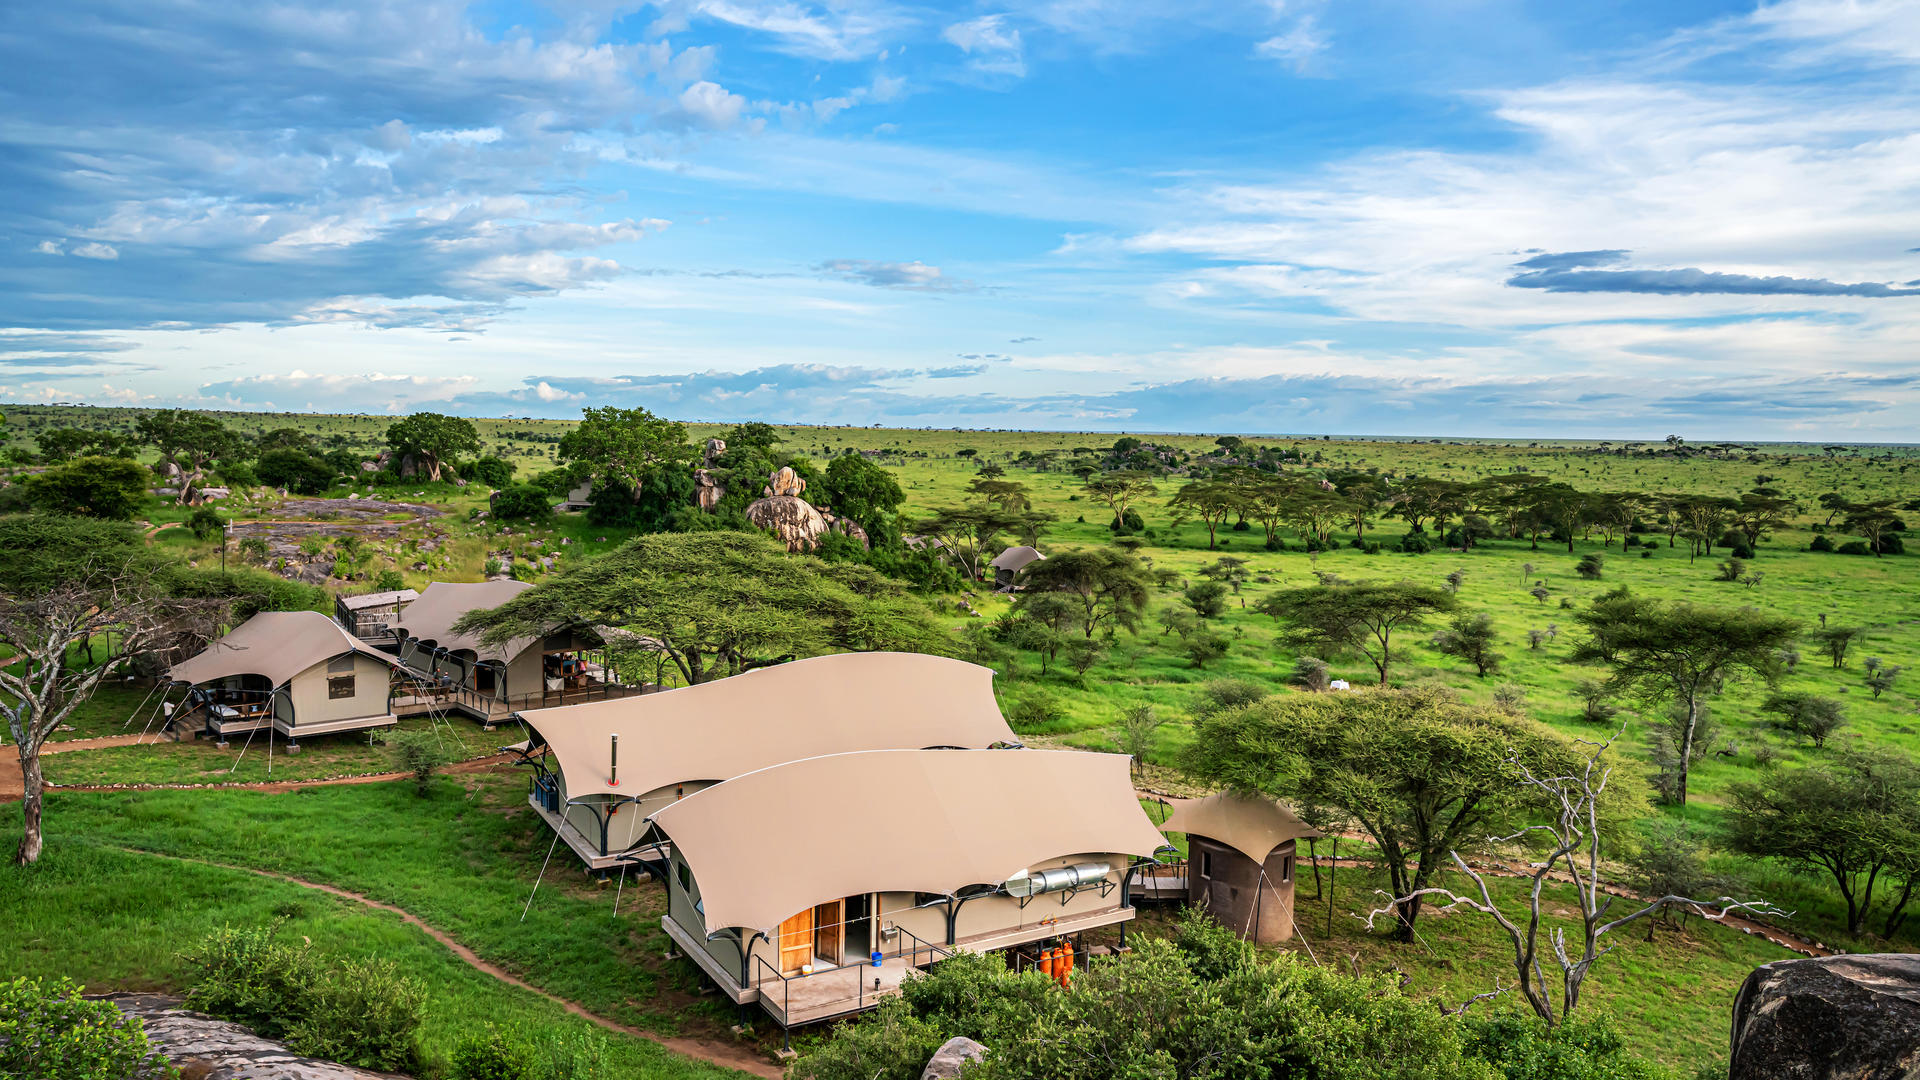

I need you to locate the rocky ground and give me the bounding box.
[108,994,404,1080]
[227,497,445,585]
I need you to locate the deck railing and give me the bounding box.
[749,925,950,1024]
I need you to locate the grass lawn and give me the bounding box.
[2,773,774,1074]
[43,712,518,787]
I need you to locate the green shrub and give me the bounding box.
[187,506,225,540]
[452,1022,536,1080]
[389,730,456,795]
[492,484,554,521]
[1808,534,1835,553]
[375,569,406,591]
[179,923,318,1038]
[0,976,176,1080]
[1836,540,1870,555]
[284,957,424,1073]
[1461,1009,1670,1080]
[1005,690,1064,732]
[465,455,516,488]
[1397,531,1432,554]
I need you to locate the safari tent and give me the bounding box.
[388,581,619,724]
[1160,792,1324,943]
[166,610,404,746]
[651,748,1168,1028]
[988,545,1045,589]
[514,652,1021,869]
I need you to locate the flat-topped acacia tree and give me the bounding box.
[452,531,955,686]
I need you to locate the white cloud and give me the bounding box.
[943,14,1027,77]
[677,80,750,129]
[1254,16,1327,71]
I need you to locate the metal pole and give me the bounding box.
[608,733,619,787]
[521,830,562,923]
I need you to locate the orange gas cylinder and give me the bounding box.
[1058,940,1074,982]
[1038,946,1056,979]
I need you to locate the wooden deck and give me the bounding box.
[392,680,649,727]
[527,792,634,872]
[275,713,399,739]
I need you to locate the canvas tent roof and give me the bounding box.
[1160,792,1324,865]
[651,748,1167,935]
[988,546,1045,572]
[521,652,1019,800]
[390,580,536,663]
[338,589,418,610]
[168,610,399,689]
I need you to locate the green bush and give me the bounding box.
[1005,690,1064,732]
[180,924,424,1072]
[179,923,318,1038]
[450,1022,614,1080]
[375,569,406,591]
[0,976,176,1080]
[1836,540,1871,555]
[284,958,424,1073]
[492,484,555,521]
[186,506,225,540]
[1398,532,1431,554]
[465,456,516,488]
[256,449,336,494]
[1808,534,1835,553]
[389,730,456,795]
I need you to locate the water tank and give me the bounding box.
[1003,862,1110,898]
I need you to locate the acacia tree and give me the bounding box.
[384,412,481,481]
[1082,470,1157,529]
[1843,500,1905,556]
[1167,481,1242,550]
[1726,748,1920,938]
[453,531,953,686]
[1183,686,1608,942]
[913,505,1026,582]
[0,516,224,864]
[137,408,243,502]
[1365,728,1776,1028]
[1570,588,1798,805]
[556,405,693,499]
[1431,611,1503,677]
[1016,548,1151,639]
[1255,580,1456,685]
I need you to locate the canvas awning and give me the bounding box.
[168,610,401,689]
[338,588,419,610]
[390,580,536,663]
[520,652,1019,799]
[989,546,1045,572]
[1160,792,1325,865]
[650,748,1167,935]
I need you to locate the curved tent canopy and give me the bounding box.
[651,748,1166,935]
[390,580,536,663]
[1160,792,1324,866]
[520,652,1020,800]
[168,610,400,689]
[989,546,1045,572]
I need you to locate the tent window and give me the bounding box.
[677,860,693,894]
[327,655,356,673]
[1281,856,1293,883]
[328,675,356,700]
[1199,852,1212,879]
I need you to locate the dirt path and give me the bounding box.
[0,734,163,800]
[116,848,782,1079]
[3,752,517,804]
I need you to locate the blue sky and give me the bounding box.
[3,0,1919,439]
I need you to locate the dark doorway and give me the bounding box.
[843,894,874,959]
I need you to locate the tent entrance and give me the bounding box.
[778,909,814,974]
[843,894,874,961]
[812,900,842,966]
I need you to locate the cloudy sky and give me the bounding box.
[3,0,1918,439]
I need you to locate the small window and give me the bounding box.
[328,675,356,700]
[1199,851,1213,879]
[677,860,693,893]
[1281,856,1293,883]
[327,655,356,673]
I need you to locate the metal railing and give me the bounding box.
[749,925,950,1025]
[393,678,648,719]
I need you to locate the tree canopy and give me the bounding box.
[1255,580,1456,684]
[1015,547,1152,638]
[1570,588,1798,804]
[556,405,692,496]
[384,412,481,478]
[1183,686,1639,942]
[451,531,954,686]
[22,455,150,519]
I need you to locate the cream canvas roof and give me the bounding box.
[391,580,535,662]
[989,545,1045,572]
[1160,792,1324,865]
[651,748,1167,934]
[168,611,398,689]
[339,588,419,610]
[521,652,1018,799]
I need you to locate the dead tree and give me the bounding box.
[1362,728,1786,1029]
[0,569,224,864]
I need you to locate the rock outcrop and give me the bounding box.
[746,494,829,552]
[764,465,806,498]
[694,468,726,511]
[1730,954,1920,1080]
[921,1036,987,1080]
[819,509,870,549]
[108,994,392,1080]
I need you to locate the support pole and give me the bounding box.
[521,830,562,923]
[608,732,619,787]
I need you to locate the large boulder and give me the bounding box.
[921,1036,987,1080]
[694,468,726,512]
[396,452,440,481]
[745,494,829,552]
[1730,954,1920,1080]
[763,465,806,498]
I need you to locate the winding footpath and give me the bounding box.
[115,848,782,1079]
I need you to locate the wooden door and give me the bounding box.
[813,900,842,966]
[777,909,814,974]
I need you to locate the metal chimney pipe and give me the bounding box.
[609,733,619,787]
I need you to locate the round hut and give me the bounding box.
[1161,792,1323,943]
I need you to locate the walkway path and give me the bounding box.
[0,734,158,800]
[117,848,782,1079]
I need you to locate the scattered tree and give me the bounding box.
[1760,692,1846,748]
[22,455,150,519]
[384,412,482,482]
[1017,548,1152,639]
[1431,612,1503,677]
[1257,581,1456,685]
